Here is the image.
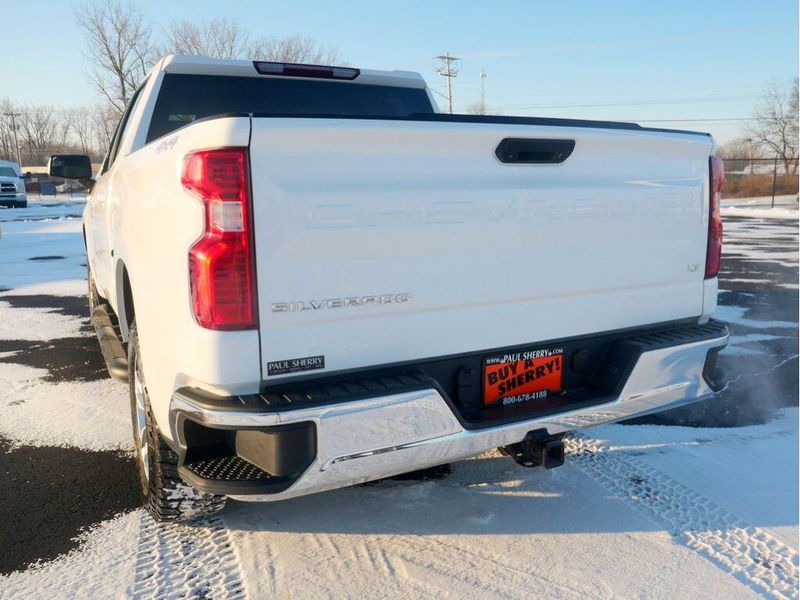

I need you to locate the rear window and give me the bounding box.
[147,73,434,143]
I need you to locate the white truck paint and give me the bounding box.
[250,119,714,376]
[68,55,727,521]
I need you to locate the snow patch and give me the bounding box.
[722,206,799,220]
[0,362,132,451]
[715,304,798,331]
[0,297,88,340]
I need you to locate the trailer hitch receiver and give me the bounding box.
[501,429,565,469]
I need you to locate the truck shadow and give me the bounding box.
[222,456,665,537]
[217,443,796,537]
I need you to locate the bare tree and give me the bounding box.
[92,104,120,157]
[162,19,340,64]
[250,34,340,64]
[19,105,69,165]
[0,100,114,166]
[0,99,20,162]
[717,137,761,173]
[466,100,488,115]
[746,78,799,174]
[163,17,250,59]
[789,77,799,162]
[64,108,96,155]
[76,0,157,114]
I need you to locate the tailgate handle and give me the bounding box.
[495,138,575,164]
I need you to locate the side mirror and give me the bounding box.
[48,154,94,192]
[48,155,92,179]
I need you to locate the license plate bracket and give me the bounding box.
[482,348,564,407]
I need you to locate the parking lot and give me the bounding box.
[0,197,797,599]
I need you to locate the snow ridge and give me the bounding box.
[131,513,246,599]
[567,435,799,599]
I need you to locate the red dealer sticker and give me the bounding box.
[483,348,564,407]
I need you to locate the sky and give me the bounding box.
[0,0,797,144]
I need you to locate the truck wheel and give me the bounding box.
[128,322,226,522]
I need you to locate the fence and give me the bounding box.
[722,157,799,208]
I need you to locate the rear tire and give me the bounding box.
[128,322,226,522]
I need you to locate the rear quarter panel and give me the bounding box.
[110,116,261,437]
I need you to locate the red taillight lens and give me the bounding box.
[182,148,257,330]
[705,156,725,279]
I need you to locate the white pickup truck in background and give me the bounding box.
[0,159,27,208]
[50,55,729,522]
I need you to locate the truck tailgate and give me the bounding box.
[248,118,713,379]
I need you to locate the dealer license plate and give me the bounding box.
[483,348,564,407]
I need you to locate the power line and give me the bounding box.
[474,95,760,111]
[633,117,758,123]
[434,53,461,114]
[447,108,758,124]
[485,83,769,99]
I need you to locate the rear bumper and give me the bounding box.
[169,320,729,502]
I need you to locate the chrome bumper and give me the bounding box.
[170,327,728,502]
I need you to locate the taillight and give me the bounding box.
[182,148,257,330]
[705,156,725,279]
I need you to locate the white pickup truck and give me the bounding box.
[0,160,27,208]
[50,55,729,522]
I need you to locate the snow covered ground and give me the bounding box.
[1,411,797,600]
[0,198,797,599]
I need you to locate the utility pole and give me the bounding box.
[2,111,22,167]
[479,69,487,113]
[746,137,753,175]
[434,52,461,114]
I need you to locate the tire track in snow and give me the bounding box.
[131,512,246,599]
[392,530,611,600]
[567,435,799,599]
[300,524,596,599]
[294,532,403,598]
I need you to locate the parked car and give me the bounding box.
[51,54,729,522]
[0,160,27,208]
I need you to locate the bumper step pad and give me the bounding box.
[183,455,272,482]
[261,371,433,409]
[627,320,728,350]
